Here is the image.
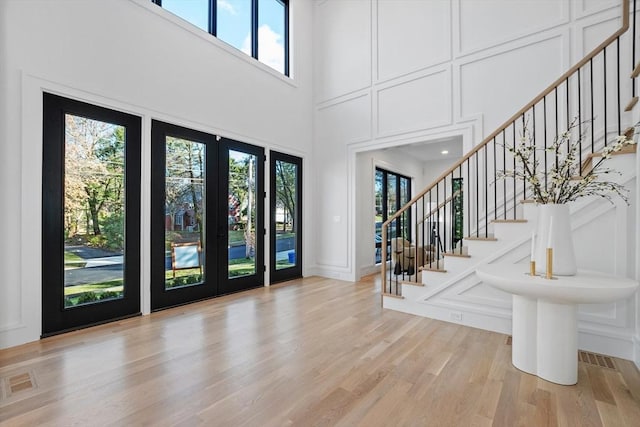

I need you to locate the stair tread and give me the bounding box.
[492,219,528,223]
[632,62,640,78]
[419,266,447,273]
[444,252,471,258]
[466,236,498,241]
[382,292,404,299]
[400,280,425,287]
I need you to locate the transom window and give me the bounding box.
[152,0,289,76]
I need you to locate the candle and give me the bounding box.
[547,216,553,249]
[530,231,535,262]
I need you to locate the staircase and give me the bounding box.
[381,0,639,360]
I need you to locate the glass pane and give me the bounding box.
[229,150,257,278]
[387,174,397,239]
[217,0,252,53]
[374,170,383,263]
[164,137,206,290]
[258,0,285,73]
[162,0,209,32]
[63,114,125,308]
[400,177,410,237]
[274,159,297,270]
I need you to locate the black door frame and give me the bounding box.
[269,151,302,283]
[218,138,265,294]
[42,93,141,336]
[151,123,265,310]
[150,120,218,310]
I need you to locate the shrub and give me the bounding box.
[76,292,99,305]
[99,291,121,300]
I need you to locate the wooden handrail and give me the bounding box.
[383,0,630,229]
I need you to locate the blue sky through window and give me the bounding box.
[158,0,286,74]
[162,0,209,32]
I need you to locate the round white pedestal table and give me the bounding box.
[476,264,639,385]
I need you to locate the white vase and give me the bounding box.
[534,204,577,276]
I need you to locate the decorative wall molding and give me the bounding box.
[457,31,568,130]
[314,0,372,103]
[376,67,452,138]
[577,0,620,20]
[316,93,372,145]
[375,0,452,83]
[455,0,569,58]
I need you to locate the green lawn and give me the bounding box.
[64,280,123,296]
[64,251,86,269]
[64,257,261,305]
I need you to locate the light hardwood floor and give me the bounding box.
[1,275,639,426]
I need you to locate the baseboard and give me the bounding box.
[0,323,40,350]
[382,296,637,361]
[307,265,356,282]
[358,264,380,279]
[577,327,636,360]
[383,296,512,336]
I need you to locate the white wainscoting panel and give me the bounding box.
[315,0,372,103]
[377,69,451,137]
[459,34,565,130]
[316,93,372,144]
[376,0,451,82]
[458,0,568,55]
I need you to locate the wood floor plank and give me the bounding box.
[1,275,640,426]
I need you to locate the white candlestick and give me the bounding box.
[530,231,535,262]
[547,216,553,249]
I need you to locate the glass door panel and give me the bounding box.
[63,115,126,308]
[43,93,141,336]
[164,137,206,290]
[228,150,257,278]
[218,139,264,294]
[270,151,302,283]
[151,121,216,310]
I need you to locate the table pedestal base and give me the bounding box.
[512,295,578,385]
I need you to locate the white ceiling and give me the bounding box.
[388,135,463,162]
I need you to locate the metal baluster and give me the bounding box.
[512,124,516,218]
[578,66,582,174]
[493,137,497,220]
[459,163,463,254]
[604,47,608,147]
[616,37,621,137]
[544,96,548,191]
[443,177,447,253]
[503,129,507,218]
[476,153,479,237]
[590,58,595,154]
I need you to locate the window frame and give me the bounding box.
[375,167,412,264]
[152,0,289,76]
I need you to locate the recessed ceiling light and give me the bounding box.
[441,150,449,155]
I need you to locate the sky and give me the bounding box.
[160,0,285,73]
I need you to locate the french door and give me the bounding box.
[42,93,141,336]
[151,121,264,310]
[270,151,302,283]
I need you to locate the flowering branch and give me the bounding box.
[498,118,636,205]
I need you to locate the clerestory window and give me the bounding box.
[152,0,289,76]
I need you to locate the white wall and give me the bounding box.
[0,0,313,349]
[312,0,627,279]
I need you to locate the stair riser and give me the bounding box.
[492,222,534,241]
